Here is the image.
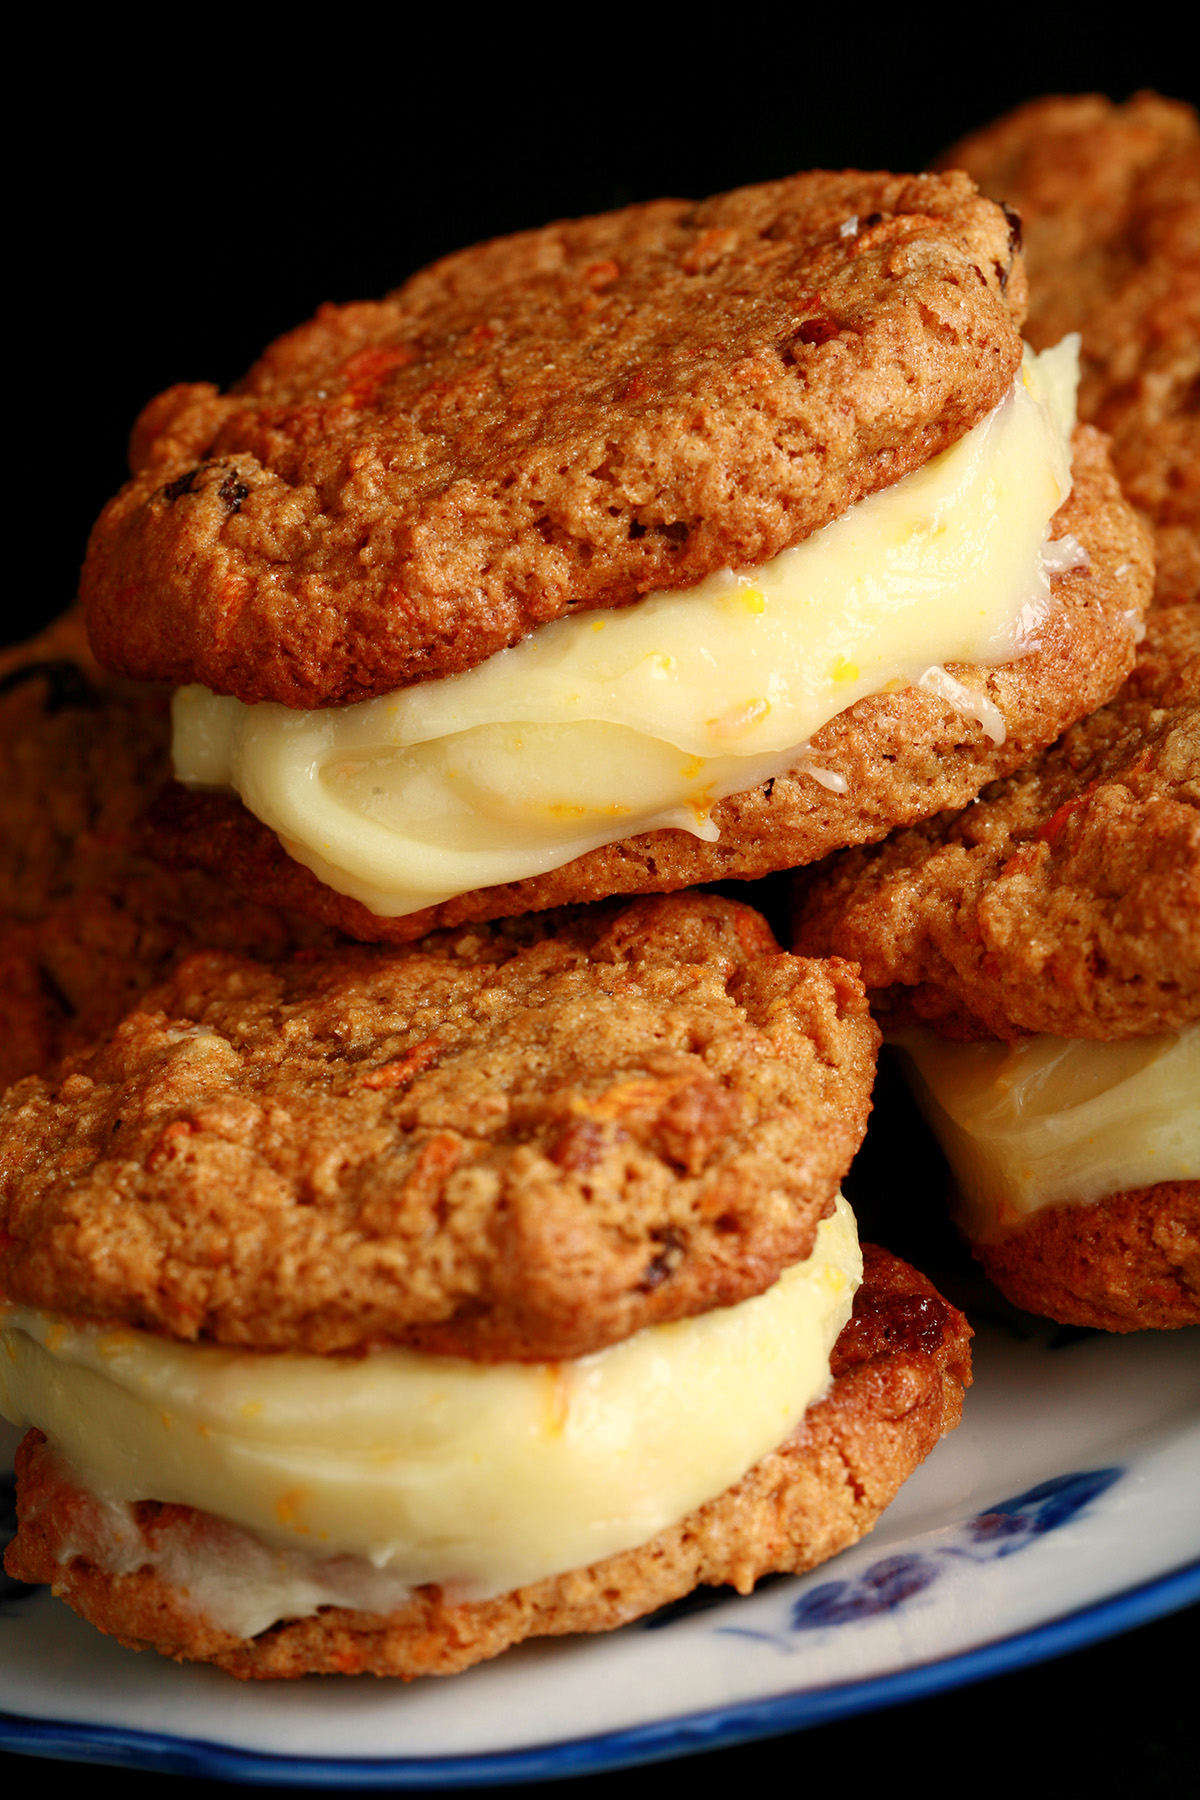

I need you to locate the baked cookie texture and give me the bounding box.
[4,1244,971,1679]
[0,612,345,1093]
[794,597,1198,1333]
[971,1183,1199,1333]
[82,170,1025,708]
[942,91,1200,605]
[792,601,1199,1044]
[0,892,879,1361]
[148,424,1152,940]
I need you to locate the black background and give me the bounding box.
[3,16,1197,1792]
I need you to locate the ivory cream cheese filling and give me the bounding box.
[172,342,1082,917]
[0,1198,860,1628]
[893,1027,1200,1241]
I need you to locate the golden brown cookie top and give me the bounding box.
[942,92,1196,325]
[941,91,1200,606]
[792,604,1200,1043]
[81,170,1024,708]
[0,892,879,1360]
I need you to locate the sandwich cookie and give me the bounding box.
[0,610,343,1092]
[4,1244,970,1679]
[943,90,1200,606]
[82,171,1149,937]
[0,892,971,1676]
[793,605,1200,1330]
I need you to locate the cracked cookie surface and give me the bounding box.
[0,893,878,1361]
[82,170,1024,707]
[792,602,1199,1043]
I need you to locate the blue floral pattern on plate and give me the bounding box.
[711,1467,1125,1647]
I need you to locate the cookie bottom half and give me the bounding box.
[5,1245,970,1680]
[971,1181,1200,1332]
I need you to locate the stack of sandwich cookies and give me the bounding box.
[20,156,1131,1677]
[81,169,1150,940]
[793,606,1199,1330]
[1,893,972,1677]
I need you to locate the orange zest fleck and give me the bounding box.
[146,1119,195,1172]
[998,845,1041,880]
[339,343,415,407]
[1035,783,1097,848]
[362,1037,442,1090]
[582,259,620,290]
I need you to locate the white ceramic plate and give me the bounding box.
[2,1315,1197,1785]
